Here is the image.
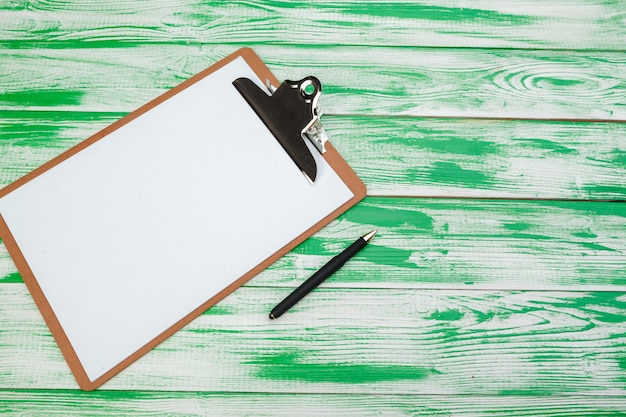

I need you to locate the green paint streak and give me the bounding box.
[314,3,534,25]
[537,292,626,324]
[291,236,333,255]
[427,162,492,187]
[0,90,83,107]
[341,203,434,230]
[0,111,123,147]
[541,78,587,87]
[1,272,23,283]
[253,351,433,383]
[0,123,68,147]
[573,231,598,239]
[499,388,564,396]
[414,136,499,156]
[426,309,464,321]
[0,38,184,49]
[204,304,235,316]
[365,244,419,270]
[584,293,626,324]
[185,327,240,335]
[610,149,626,167]
[323,85,386,98]
[0,389,157,404]
[579,242,618,252]
[503,222,532,232]
[506,233,552,240]
[531,354,568,362]
[583,185,626,199]
[533,200,625,217]
[0,110,126,120]
[518,138,577,154]
[314,18,376,28]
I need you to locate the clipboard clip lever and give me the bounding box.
[233,76,329,184]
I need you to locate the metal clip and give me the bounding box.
[304,107,328,154]
[233,76,329,183]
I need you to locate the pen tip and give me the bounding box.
[269,313,276,320]
[362,230,377,242]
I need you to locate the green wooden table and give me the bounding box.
[1,1,625,415]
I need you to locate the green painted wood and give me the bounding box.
[0,0,624,50]
[330,117,626,199]
[2,113,625,199]
[2,391,626,416]
[0,0,624,412]
[1,285,625,394]
[258,198,626,290]
[1,46,625,120]
[4,198,623,290]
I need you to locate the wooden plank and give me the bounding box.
[2,198,624,289]
[330,117,626,199]
[259,198,626,290]
[2,391,626,416]
[0,0,624,50]
[1,284,625,394]
[2,113,625,200]
[1,46,625,120]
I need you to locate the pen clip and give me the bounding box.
[233,76,329,184]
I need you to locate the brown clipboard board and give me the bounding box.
[0,48,366,390]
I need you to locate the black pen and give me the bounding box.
[269,230,376,319]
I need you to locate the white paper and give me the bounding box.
[0,57,354,382]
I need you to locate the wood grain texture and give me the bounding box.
[1,198,624,289]
[0,0,624,50]
[2,391,626,417]
[329,117,626,199]
[259,198,626,290]
[1,45,625,120]
[1,285,625,395]
[2,113,625,199]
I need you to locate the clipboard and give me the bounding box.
[0,48,366,390]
